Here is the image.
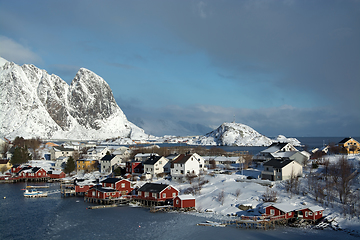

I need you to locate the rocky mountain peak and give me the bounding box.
[0,59,146,140]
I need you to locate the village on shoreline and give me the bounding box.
[0,137,359,234]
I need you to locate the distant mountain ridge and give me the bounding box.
[0,57,147,140]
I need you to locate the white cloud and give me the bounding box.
[197,1,208,19]
[0,36,41,64]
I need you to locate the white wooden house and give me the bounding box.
[171,153,205,181]
[261,159,302,181]
[143,155,170,178]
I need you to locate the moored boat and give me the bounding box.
[23,186,48,198]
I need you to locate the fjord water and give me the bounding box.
[0,183,358,240]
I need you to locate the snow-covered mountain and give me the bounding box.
[190,122,273,146]
[0,57,147,140]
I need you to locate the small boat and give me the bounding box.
[23,186,48,198]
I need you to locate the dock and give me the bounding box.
[88,204,119,209]
[84,197,131,205]
[149,205,174,213]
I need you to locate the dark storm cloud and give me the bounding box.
[158,0,360,109]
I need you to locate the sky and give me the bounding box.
[0,0,359,137]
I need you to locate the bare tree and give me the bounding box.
[1,141,9,159]
[284,169,300,197]
[330,157,357,204]
[235,189,241,198]
[242,154,253,169]
[218,190,225,205]
[262,187,278,202]
[185,173,197,184]
[209,158,216,169]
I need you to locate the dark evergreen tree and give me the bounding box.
[64,156,75,174]
[10,146,31,165]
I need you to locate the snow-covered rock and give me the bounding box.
[0,57,147,140]
[272,135,301,146]
[191,122,273,146]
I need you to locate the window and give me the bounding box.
[92,191,95,196]
[152,193,157,198]
[172,192,176,197]
[145,192,149,197]
[121,183,125,188]
[305,211,308,217]
[309,212,313,216]
[176,200,179,204]
[162,193,166,198]
[270,209,275,215]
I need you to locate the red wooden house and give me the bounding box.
[173,195,195,209]
[265,203,324,221]
[296,206,324,221]
[18,167,48,179]
[85,185,121,200]
[264,203,295,219]
[101,178,133,196]
[75,179,96,195]
[126,161,143,174]
[47,170,66,179]
[11,164,31,175]
[136,183,179,203]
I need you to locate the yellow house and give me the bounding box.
[76,159,99,172]
[0,159,12,173]
[338,137,360,154]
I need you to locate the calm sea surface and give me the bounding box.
[0,183,358,240]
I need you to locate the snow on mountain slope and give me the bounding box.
[0,58,147,140]
[191,122,273,146]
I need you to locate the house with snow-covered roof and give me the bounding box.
[143,155,170,178]
[50,146,76,161]
[101,178,133,195]
[265,203,324,221]
[203,156,243,169]
[270,151,309,166]
[173,195,196,209]
[85,185,121,201]
[253,142,298,162]
[134,153,159,162]
[264,203,296,219]
[99,154,123,173]
[338,137,360,154]
[136,183,179,205]
[54,156,68,170]
[261,159,302,181]
[171,153,205,181]
[86,146,109,160]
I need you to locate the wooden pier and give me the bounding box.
[221,214,293,230]
[149,205,174,213]
[84,197,131,205]
[60,182,76,197]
